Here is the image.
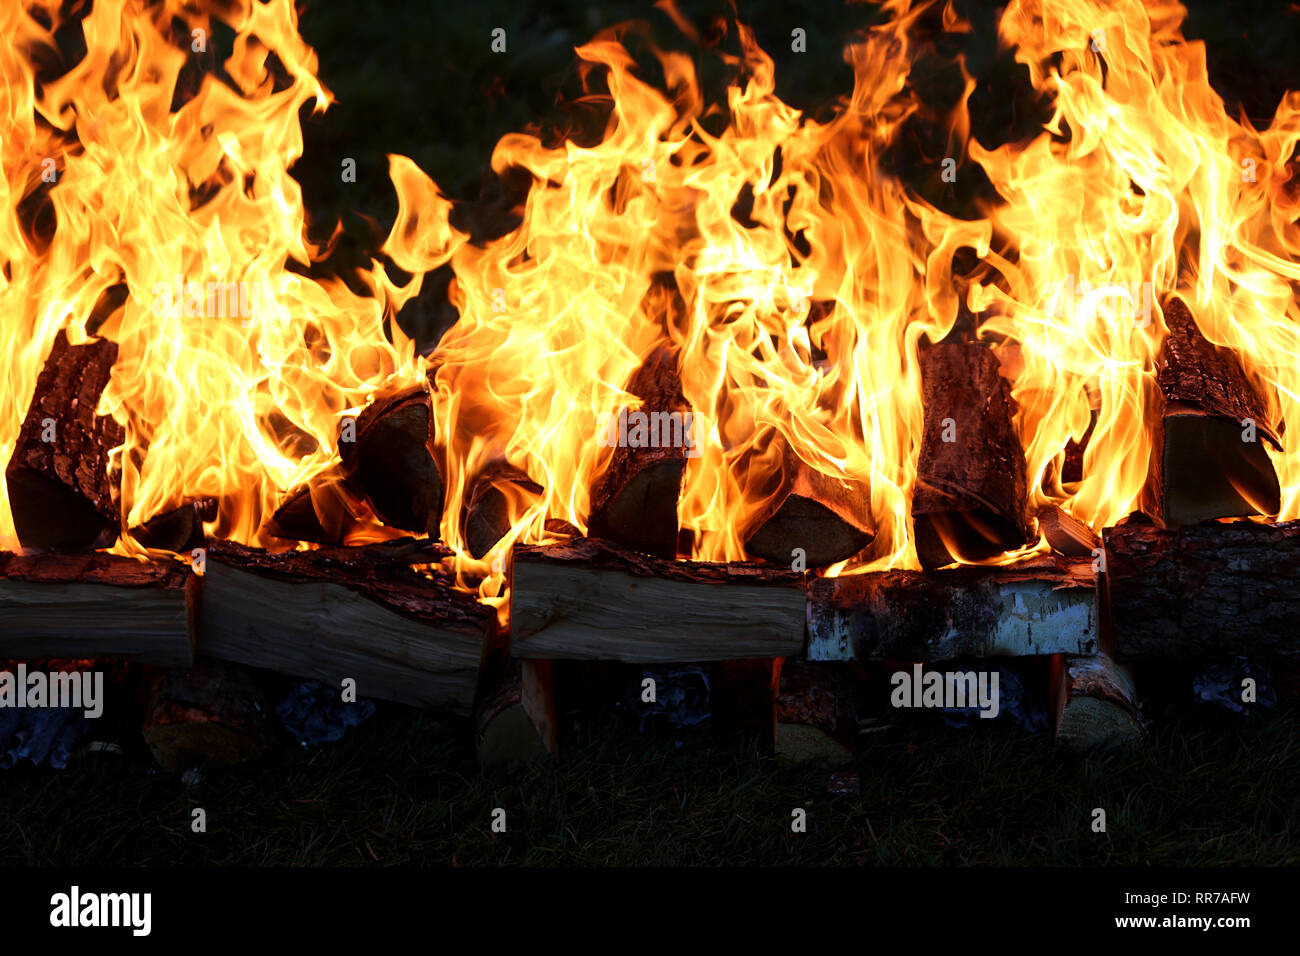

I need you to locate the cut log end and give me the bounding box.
[339,385,444,537]
[463,464,542,560]
[475,655,557,766]
[141,660,269,773]
[588,457,684,560]
[774,723,855,766]
[266,472,370,546]
[1160,411,1280,525]
[1035,504,1099,558]
[130,498,217,553]
[774,661,858,766]
[742,437,874,568]
[1052,654,1143,752]
[1154,298,1281,526]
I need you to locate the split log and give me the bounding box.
[130,497,217,552]
[5,329,123,550]
[510,537,805,661]
[807,555,1097,661]
[1051,653,1143,751]
[338,384,443,537]
[741,434,874,567]
[463,463,542,560]
[1035,504,1098,557]
[1151,298,1281,525]
[587,346,689,559]
[266,469,368,545]
[774,660,859,765]
[140,658,270,773]
[474,627,556,765]
[1061,415,1095,485]
[199,540,493,712]
[912,341,1032,569]
[1104,520,1300,661]
[0,551,194,665]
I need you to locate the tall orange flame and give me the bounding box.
[0,0,1297,593]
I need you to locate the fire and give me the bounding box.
[395,2,989,580]
[1,0,1298,586]
[0,0,423,554]
[972,0,1300,531]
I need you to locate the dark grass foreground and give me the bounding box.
[1,702,1296,866]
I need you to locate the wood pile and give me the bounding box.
[3,315,1297,768]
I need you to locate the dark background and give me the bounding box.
[286,0,1300,350]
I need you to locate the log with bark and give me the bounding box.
[140,657,270,773]
[740,433,875,568]
[807,554,1097,662]
[129,497,217,552]
[462,463,542,560]
[587,346,690,560]
[1150,297,1281,525]
[265,468,370,546]
[5,329,123,550]
[774,660,860,765]
[912,341,1033,569]
[1104,520,1300,661]
[1051,652,1143,751]
[338,384,444,537]
[198,539,492,711]
[0,551,195,665]
[510,537,806,661]
[474,626,557,765]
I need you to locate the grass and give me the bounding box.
[2,699,1296,866]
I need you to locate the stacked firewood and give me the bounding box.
[3,297,1297,769]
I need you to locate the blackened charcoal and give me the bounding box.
[275,680,376,746]
[624,665,712,731]
[1193,657,1277,714]
[0,706,91,770]
[939,665,1047,732]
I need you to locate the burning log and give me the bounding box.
[130,497,218,552]
[741,434,875,568]
[199,540,492,712]
[5,329,123,550]
[462,463,542,560]
[774,660,859,765]
[474,627,557,765]
[140,658,270,773]
[1051,653,1143,752]
[1104,520,1300,661]
[510,537,805,662]
[1151,297,1281,525]
[1035,504,1098,558]
[266,469,369,546]
[0,551,194,665]
[338,384,444,537]
[806,555,1097,662]
[587,346,690,560]
[912,341,1032,569]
